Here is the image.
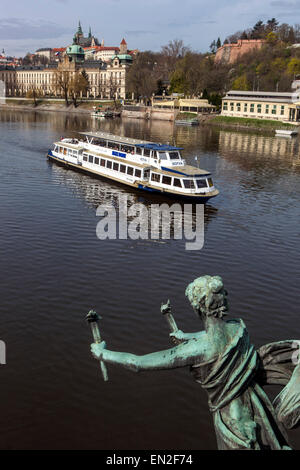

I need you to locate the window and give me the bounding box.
[113,162,119,171]
[250,104,255,113]
[162,176,172,185]
[244,103,248,112]
[95,157,99,165]
[106,160,112,169]
[83,153,88,162]
[272,105,277,115]
[196,179,208,189]
[88,155,93,163]
[127,166,134,176]
[135,169,141,178]
[281,105,285,115]
[265,104,269,114]
[207,178,214,187]
[107,141,115,149]
[237,103,241,112]
[169,151,179,160]
[158,152,168,160]
[151,173,161,182]
[120,164,126,173]
[183,179,195,189]
[143,148,151,157]
[257,104,262,113]
[223,102,228,111]
[173,178,182,188]
[100,159,106,166]
[135,147,142,155]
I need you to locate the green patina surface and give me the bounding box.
[89,275,300,450]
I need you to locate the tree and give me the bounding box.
[232,74,251,90]
[126,51,158,101]
[210,40,217,53]
[216,38,222,49]
[54,70,71,105]
[251,20,266,39]
[26,86,42,106]
[68,70,90,107]
[107,75,118,101]
[266,18,279,33]
[287,58,300,76]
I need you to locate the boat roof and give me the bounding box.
[80,131,183,151]
[160,165,210,177]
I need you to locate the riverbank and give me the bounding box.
[207,115,299,131]
[0,98,116,114]
[1,101,299,131]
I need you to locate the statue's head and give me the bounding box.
[185,275,228,319]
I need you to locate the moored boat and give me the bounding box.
[275,129,298,137]
[47,131,219,202]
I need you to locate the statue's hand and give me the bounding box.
[91,341,107,360]
[169,329,186,344]
[161,299,171,315]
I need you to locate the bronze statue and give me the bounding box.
[88,275,300,450]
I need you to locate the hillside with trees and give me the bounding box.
[126,19,300,108]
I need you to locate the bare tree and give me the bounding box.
[54,70,70,105]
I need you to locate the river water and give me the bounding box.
[0,109,299,450]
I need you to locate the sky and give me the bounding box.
[0,0,299,57]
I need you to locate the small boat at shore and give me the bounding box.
[47,131,219,202]
[275,129,298,137]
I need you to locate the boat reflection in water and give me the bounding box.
[49,160,218,248]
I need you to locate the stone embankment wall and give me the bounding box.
[122,105,178,121]
[215,39,265,64]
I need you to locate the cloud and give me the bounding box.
[125,30,156,36]
[270,0,298,7]
[0,18,72,40]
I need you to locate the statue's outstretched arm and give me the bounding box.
[91,338,206,373]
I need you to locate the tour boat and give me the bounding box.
[47,131,219,202]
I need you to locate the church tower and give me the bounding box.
[120,38,127,54]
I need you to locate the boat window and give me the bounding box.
[207,178,214,187]
[151,173,161,182]
[68,149,72,156]
[88,155,94,163]
[158,152,168,160]
[100,159,106,166]
[83,154,88,162]
[183,179,195,189]
[63,148,67,155]
[127,166,134,176]
[95,157,99,165]
[143,148,151,157]
[173,178,182,188]
[196,179,207,189]
[135,169,142,178]
[113,162,119,171]
[162,176,172,185]
[135,147,142,155]
[107,141,115,149]
[106,160,112,169]
[169,151,180,160]
[73,150,78,156]
[120,164,126,173]
[121,145,134,154]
